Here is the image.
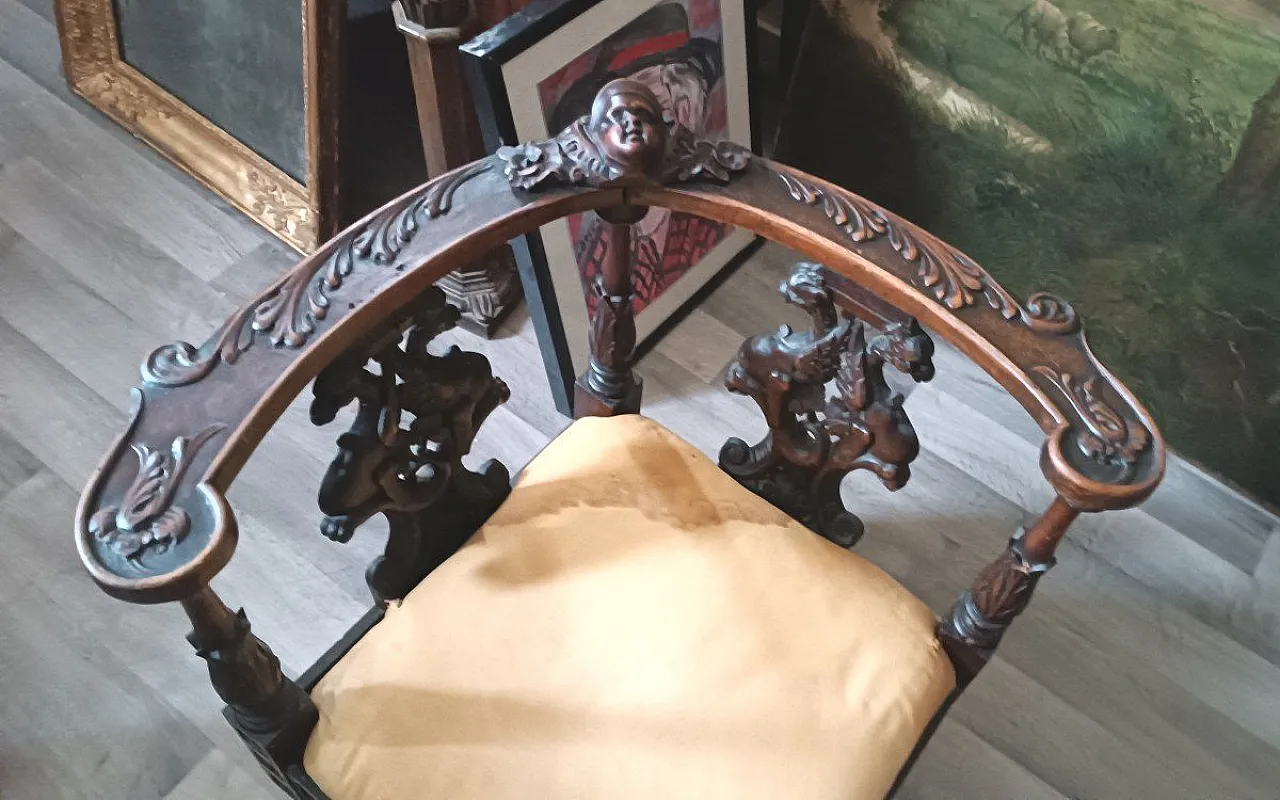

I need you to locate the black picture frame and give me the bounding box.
[463,0,761,416]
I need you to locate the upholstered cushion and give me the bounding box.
[304,415,954,800]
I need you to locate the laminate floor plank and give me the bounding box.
[652,306,749,384]
[0,418,43,500]
[897,719,1066,800]
[0,219,163,408]
[0,315,124,486]
[0,51,265,279]
[0,476,213,800]
[162,748,277,800]
[0,156,239,343]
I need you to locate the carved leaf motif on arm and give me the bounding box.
[141,161,491,387]
[1032,366,1150,477]
[87,390,224,562]
[778,172,1021,319]
[941,534,1054,655]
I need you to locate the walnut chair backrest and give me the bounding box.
[73,78,1164,799]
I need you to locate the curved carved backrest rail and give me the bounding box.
[75,78,1164,604]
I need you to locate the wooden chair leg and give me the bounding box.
[182,586,318,798]
[939,496,1080,684]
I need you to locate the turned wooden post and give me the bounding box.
[182,585,317,793]
[939,496,1080,684]
[574,206,647,418]
[393,0,522,336]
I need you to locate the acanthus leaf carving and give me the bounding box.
[941,534,1054,655]
[498,78,749,191]
[1033,366,1150,477]
[87,392,224,563]
[141,161,491,388]
[778,172,1022,319]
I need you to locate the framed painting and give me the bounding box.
[774,0,1280,506]
[52,0,342,251]
[463,0,759,414]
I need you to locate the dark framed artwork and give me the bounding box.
[463,0,759,414]
[53,0,342,251]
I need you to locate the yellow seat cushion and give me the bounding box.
[304,415,955,800]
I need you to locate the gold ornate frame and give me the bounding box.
[52,0,342,252]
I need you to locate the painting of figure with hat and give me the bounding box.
[537,0,733,316]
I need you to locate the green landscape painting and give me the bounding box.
[787,0,1280,505]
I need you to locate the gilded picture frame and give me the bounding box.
[52,0,342,252]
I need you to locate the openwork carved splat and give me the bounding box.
[141,161,491,388]
[497,78,750,191]
[87,390,224,563]
[309,288,511,603]
[719,263,935,547]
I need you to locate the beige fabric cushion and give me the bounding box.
[304,415,955,800]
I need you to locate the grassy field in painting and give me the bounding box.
[879,0,1280,500]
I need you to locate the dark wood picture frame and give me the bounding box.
[462,0,761,414]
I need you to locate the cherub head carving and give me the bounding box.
[588,78,668,179]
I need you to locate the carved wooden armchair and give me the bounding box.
[76,79,1164,800]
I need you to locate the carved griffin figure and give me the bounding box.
[720,262,935,547]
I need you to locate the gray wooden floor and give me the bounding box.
[2,2,1279,797]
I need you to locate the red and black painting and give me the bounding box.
[536,0,732,315]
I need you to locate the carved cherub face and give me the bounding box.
[589,78,667,174]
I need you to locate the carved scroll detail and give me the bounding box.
[1033,366,1150,477]
[310,289,511,603]
[141,161,491,388]
[498,78,749,191]
[1022,292,1079,334]
[87,391,224,562]
[940,534,1054,656]
[719,263,934,547]
[778,172,1021,319]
